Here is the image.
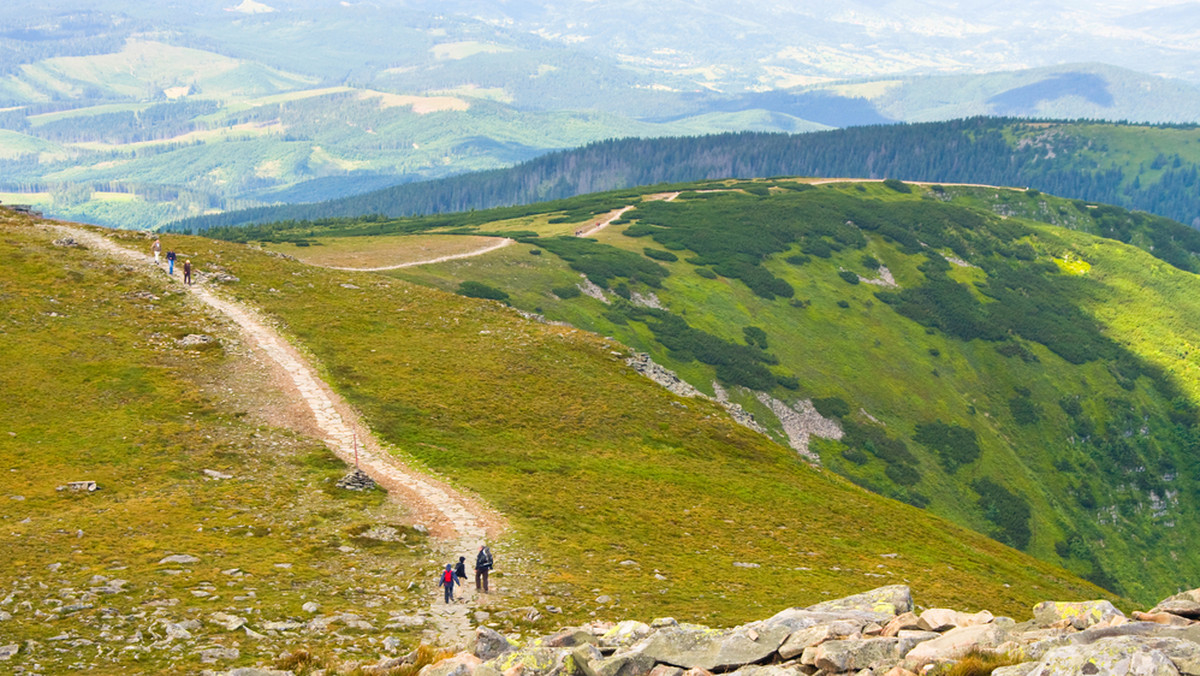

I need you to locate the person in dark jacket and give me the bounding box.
[454,556,468,584]
[183,259,192,285]
[438,563,458,603]
[475,545,494,593]
[166,250,176,275]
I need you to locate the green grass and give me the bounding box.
[235,180,1200,605]
[0,218,433,673]
[145,225,1114,629]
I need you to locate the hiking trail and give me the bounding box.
[47,223,497,648]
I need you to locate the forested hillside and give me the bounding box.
[174,118,1200,234]
[221,179,1200,603]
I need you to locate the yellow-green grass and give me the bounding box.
[266,234,508,268]
[0,218,434,674]
[148,228,1114,626]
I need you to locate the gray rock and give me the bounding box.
[474,626,514,661]
[203,469,233,480]
[209,612,247,631]
[422,653,482,676]
[592,652,657,676]
[904,623,1010,666]
[648,666,685,676]
[635,623,791,671]
[0,644,18,660]
[158,554,200,565]
[803,637,903,673]
[261,621,303,632]
[217,669,294,676]
[1155,600,1200,621]
[1032,600,1125,630]
[600,621,653,648]
[487,647,570,676]
[805,585,913,620]
[163,622,194,640]
[1026,636,1181,676]
[540,628,600,648]
[199,647,240,663]
[778,620,868,659]
[992,665,1038,676]
[302,601,320,613]
[726,667,808,676]
[760,609,882,633]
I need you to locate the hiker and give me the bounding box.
[475,544,494,593]
[151,238,161,263]
[183,259,192,285]
[166,250,176,276]
[454,556,468,585]
[438,563,458,603]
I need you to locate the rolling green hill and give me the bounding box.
[0,205,1109,671]
[178,118,1200,236]
[225,179,1200,604]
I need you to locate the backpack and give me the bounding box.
[442,569,453,585]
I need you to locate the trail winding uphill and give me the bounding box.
[47,223,501,647]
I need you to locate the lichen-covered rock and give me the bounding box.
[635,623,790,671]
[475,627,515,661]
[1026,636,1181,676]
[1033,601,1125,630]
[601,621,654,648]
[802,637,905,673]
[804,585,913,621]
[539,628,600,649]
[591,652,657,676]
[488,647,570,676]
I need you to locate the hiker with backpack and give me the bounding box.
[475,545,494,593]
[455,556,468,585]
[438,563,459,603]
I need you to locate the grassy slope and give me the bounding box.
[254,181,1200,604]
[155,229,1114,626]
[0,215,440,674]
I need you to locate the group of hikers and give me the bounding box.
[438,544,494,604]
[151,238,192,285]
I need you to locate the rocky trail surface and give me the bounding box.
[46,224,502,648]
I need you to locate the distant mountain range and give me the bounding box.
[1,1,1198,229]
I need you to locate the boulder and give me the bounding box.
[804,585,913,620]
[591,652,657,676]
[600,621,654,648]
[778,620,867,659]
[1025,636,1182,676]
[489,647,572,676]
[569,644,605,676]
[1135,612,1196,628]
[635,623,791,671]
[882,613,923,637]
[1033,601,1125,630]
[539,628,600,649]
[647,666,684,676]
[0,644,18,660]
[918,609,960,632]
[726,667,808,676]
[420,653,482,676]
[1153,601,1200,621]
[475,627,515,661]
[904,622,1010,666]
[992,665,1038,676]
[802,637,905,673]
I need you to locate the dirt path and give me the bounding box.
[47,224,498,648]
[577,205,635,238]
[326,237,515,272]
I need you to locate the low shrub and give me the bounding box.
[552,285,581,299]
[456,281,509,301]
[644,248,679,262]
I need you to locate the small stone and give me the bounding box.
[209,611,247,631]
[198,646,239,663]
[302,601,320,613]
[203,469,233,480]
[595,595,613,604]
[619,560,638,567]
[158,554,200,565]
[0,644,18,660]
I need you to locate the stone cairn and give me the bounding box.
[396,584,1200,676]
[337,468,376,491]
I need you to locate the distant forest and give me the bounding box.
[169,117,1200,231]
